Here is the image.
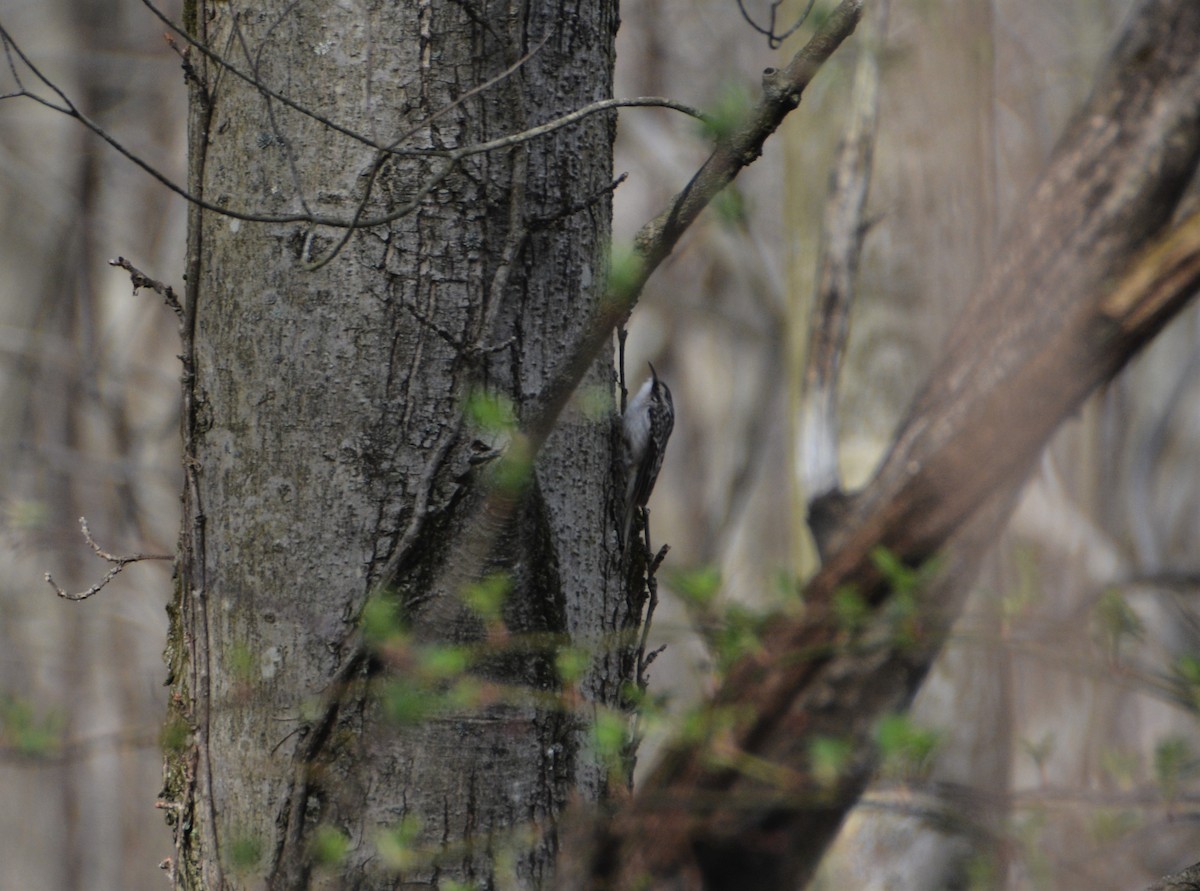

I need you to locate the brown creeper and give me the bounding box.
[622,362,675,545]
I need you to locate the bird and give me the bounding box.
[621,362,674,547]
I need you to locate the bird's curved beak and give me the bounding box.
[648,361,658,382]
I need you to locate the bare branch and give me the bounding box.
[230,7,315,220]
[633,511,669,691]
[428,98,709,160]
[139,0,556,159]
[1,17,702,232]
[45,517,172,602]
[737,0,818,49]
[302,158,459,270]
[108,256,184,321]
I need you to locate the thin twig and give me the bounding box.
[303,157,458,270]
[140,0,554,161]
[737,0,818,49]
[163,37,209,106]
[231,9,314,220]
[45,517,172,602]
[527,172,629,231]
[618,326,629,414]
[108,256,185,321]
[1,21,703,231]
[634,509,670,689]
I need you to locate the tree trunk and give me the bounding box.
[163,3,623,888]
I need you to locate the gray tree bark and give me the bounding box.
[162,2,624,888]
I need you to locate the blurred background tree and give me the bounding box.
[0,1,182,888]
[2,0,1199,888]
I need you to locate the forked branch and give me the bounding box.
[46,517,172,602]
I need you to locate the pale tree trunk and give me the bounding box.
[163,2,623,888]
[798,1,1008,885]
[794,0,1174,887]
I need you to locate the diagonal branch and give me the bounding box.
[525,0,866,456]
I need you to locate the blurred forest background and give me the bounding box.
[3,0,1199,888]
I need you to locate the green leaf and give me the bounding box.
[377,815,425,870]
[670,566,722,606]
[1172,655,1200,711]
[678,705,716,746]
[1154,734,1195,800]
[712,604,764,674]
[1093,588,1143,658]
[420,644,471,680]
[808,735,853,788]
[1100,747,1139,790]
[965,852,999,891]
[5,498,48,532]
[712,186,748,227]
[876,714,940,777]
[1176,654,1200,685]
[575,382,616,421]
[698,82,754,143]
[228,832,263,872]
[361,593,404,647]
[309,825,350,867]
[605,244,642,308]
[555,647,591,685]
[592,710,628,770]
[380,681,443,726]
[492,435,533,494]
[871,546,918,589]
[463,572,511,624]
[465,389,517,432]
[771,568,803,602]
[832,586,868,633]
[1021,732,1055,770]
[0,695,63,758]
[1088,808,1140,843]
[870,546,943,594]
[445,677,485,710]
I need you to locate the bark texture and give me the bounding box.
[164,2,622,888]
